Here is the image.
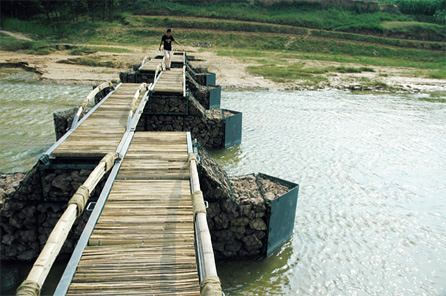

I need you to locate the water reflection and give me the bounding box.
[219,241,295,295]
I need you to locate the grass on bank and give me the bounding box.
[68,46,134,55]
[216,47,445,87]
[86,25,444,71]
[246,62,376,83]
[129,1,427,32]
[57,57,132,69]
[126,15,445,50]
[0,34,134,56]
[1,8,444,87]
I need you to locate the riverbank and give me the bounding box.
[1,45,445,93]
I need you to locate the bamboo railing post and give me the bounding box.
[16,153,118,296]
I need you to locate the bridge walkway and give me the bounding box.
[65,132,200,295]
[52,83,145,159]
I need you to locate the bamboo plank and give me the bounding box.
[66,132,200,295]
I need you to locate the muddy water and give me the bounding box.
[1,73,446,295]
[211,90,446,296]
[0,71,90,173]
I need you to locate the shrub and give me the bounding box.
[0,38,33,51]
[33,48,54,55]
[433,9,445,24]
[336,66,362,73]
[69,47,98,55]
[394,0,445,16]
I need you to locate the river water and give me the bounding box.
[1,73,446,295]
[0,72,90,173]
[212,90,446,296]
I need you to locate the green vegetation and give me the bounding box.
[381,0,445,23]
[1,0,444,88]
[336,66,375,73]
[393,0,444,16]
[247,62,376,82]
[132,1,404,32]
[217,47,444,87]
[85,46,135,53]
[381,21,445,41]
[130,16,444,49]
[1,17,101,40]
[0,36,56,55]
[247,62,327,83]
[57,57,131,69]
[429,70,446,79]
[358,77,393,90]
[69,47,97,55]
[0,37,33,51]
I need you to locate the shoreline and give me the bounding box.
[1,47,445,94]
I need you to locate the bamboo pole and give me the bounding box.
[188,153,221,295]
[16,153,118,296]
[71,81,113,130]
[140,56,150,68]
[130,83,147,115]
[127,83,147,131]
[154,64,162,80]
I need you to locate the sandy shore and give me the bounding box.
[1,45,445,93]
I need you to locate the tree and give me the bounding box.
[86,0,97,22]
[108,0,115,23]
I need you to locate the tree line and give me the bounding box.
[0,0,124,23]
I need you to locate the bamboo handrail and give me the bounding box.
[126,83,147,130]
[16,152,118,296]
[71,81,113,130]
[140,55,150,68]
[188,152,222,295]
[154,64,161,80]
[162,55,167,70]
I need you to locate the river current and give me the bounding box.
[0,72,90,172]
[1,73,445,295]
[212,90,446,296]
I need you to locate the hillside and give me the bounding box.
[0,0,445,91]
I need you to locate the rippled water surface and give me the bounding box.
[211,90,446,296]
[0,72,90,172]
[1,74,445,295]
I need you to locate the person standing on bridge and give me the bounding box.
[159,29,182,70]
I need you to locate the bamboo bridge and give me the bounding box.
[17,53,222,296]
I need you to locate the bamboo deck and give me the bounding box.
[52,83,144,158]
[171,52,185,64]
[154,68,184,94]
[66,132,200,296]
[140,60,162,72]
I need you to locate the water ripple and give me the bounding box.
[212,90,446,296]
[0,72,90,172]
